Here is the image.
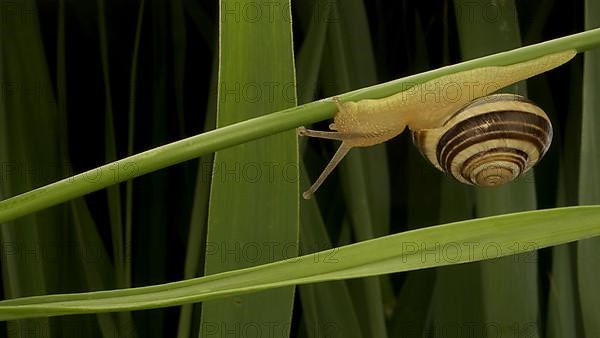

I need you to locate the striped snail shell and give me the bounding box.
[411,93,553,187]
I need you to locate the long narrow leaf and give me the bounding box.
[454,1,541,336]
[577,0,600,336]
[198,0,299,337]
[1,29,600,224]
[0,206,599,320]
[318,1,388,336]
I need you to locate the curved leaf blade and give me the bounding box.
[1,28,600,225]
[0,206,599,321]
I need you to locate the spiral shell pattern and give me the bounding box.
[411,94,553,187]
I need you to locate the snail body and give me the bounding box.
[299,50,575,199]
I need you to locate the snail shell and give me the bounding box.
[411,94,553,187]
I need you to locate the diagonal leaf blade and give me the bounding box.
[0,206,599,320]
[1,29,600,225]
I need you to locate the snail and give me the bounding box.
[411,93,552,186]
[299,50,575,199]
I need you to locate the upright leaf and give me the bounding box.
[0,0,63,336]
[199,1,299,337]
[453,1,540,337]
[578,0,600,336]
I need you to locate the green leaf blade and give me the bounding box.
[1,206,600,321]
[577,1,600,336]
[198,0,299,337]
[1,29,600,223]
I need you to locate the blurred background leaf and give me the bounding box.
[578,0,600,337]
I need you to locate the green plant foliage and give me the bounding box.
[2,205,600,321]
[455,2,540,337]
[198,0,299,337]
[2,1,600,337]
[1,29,600,225]
[578,0,600,336]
